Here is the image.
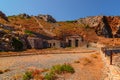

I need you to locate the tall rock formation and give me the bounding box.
[77,16,120,38]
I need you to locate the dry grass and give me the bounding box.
[83,58,92,65]
[4,69,11,72]
[12,74,22,80]
[74,60,80,63]
[0,70,3,74]
[0,68,11,74]
[90,53,98,59]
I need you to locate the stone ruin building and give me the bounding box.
[27,37,43,49]
[26,35,84,49]
[47,40,66,48]
[66,35,84,47]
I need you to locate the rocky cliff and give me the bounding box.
[0,11,120,51]
[37,14,56,23]
[77,16,120,38]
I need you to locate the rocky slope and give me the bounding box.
[0,11,8,22]
[77,16,120,38]
[0,11,120,50]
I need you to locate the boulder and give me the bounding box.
[18,13,30,19]
[37,14,56,23]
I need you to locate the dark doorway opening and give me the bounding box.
[75,39,79,47]
[49,43,51,48]
[53,43,55,47]
[68,40,72,47]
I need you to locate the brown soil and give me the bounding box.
[60,52,105,80]
[0,48,106,80]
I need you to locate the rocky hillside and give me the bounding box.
[0,11,8,22]
[77,16,120,38]
[0,11,120,42]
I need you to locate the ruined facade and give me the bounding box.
[47,40,66,48]
[27,37,43,49]
[66,35,83,47]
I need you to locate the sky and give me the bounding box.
[0,0,120,21]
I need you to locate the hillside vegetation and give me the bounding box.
[0,11,120,43]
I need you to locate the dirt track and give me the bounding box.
[0,48,105,80]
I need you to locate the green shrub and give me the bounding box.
[60,64,75,73]
[51,64,74,74]
[24,30,33,35]
[12,37,23,51]
[44,64,75,80]
[22,71,33,80]
[84,25,90,29]
[50,65,62,74]
[44,73,56,80]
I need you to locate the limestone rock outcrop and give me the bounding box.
[77,16,120,38]
[18,13,30,18]
[37,14,56,23]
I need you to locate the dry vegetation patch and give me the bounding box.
[66,53,105,80]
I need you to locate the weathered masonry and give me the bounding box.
[27,37,43,49]
[66,35,83,47]
[47,40,66,48]
[27,35,84,49]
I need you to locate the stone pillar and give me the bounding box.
[71,38,75,47]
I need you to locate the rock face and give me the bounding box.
[0,24,27,51]
[0,11,8,21]
[77,16,120,38]
[18,13,30,18]
[37,14,56,23]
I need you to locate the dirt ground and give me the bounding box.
[62,52,105,80]
[0,47,106,80]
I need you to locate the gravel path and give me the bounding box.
[0,53,91,80]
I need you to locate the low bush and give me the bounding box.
[22,71,33,80]
[44,72,56,80]
[83,58,92,65]
[22,69,46,80]
[50,64,75,74]
[44,64,75,80]
[12,37,24,51]
[22,64,75,80]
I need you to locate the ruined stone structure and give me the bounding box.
[66,35,83,47]
[46,40,66,48]
[27,37,43,49]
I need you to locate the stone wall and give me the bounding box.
[47,40,65,48]
[100,47,120,80]
[66,35,83,47]
[27,37,43,49]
